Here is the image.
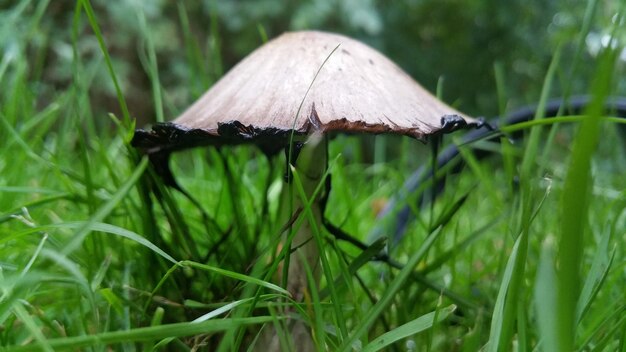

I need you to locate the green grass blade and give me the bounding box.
[519,47,560,178]
[78,0,132,125]
[181,260,290,296]
[5,316,281,352]
[135,4,164,123]
[11,303,54,352]
[421,216,499,275]
[20,233,47,277]
[535,237,559,352]
[499,115,625,134]
[141,306,165,351]
[192,295,283,323]
[61,157,148,255]
[576,227,615,323]
[556,48,616,351]
[487,232,523,352]
[319,237,387,299]
[578,304,626,351]
[41,221,177,264]
[338,227,443,351]
[362,305,456,352]
[303,251,326,351]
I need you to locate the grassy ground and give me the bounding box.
[1,1,625,351]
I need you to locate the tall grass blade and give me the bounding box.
[487,232,523,352]
[135,3,164,123]
[556,48,616,351]
[78,0,132,126]
[576,226,615,323]
[535,237,559,352]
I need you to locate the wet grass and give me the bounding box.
[1,0,625,351]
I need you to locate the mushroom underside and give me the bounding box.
[131,113,480,157]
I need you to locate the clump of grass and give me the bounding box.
[1,0,625,351]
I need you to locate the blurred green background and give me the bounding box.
[2,1,625,350]
[10,0,624,129]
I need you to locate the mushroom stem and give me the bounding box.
[268,133,327,351]
[285,133,326,300]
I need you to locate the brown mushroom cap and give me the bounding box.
[132,31,478,155]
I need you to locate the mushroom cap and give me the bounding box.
[133,31,478,155]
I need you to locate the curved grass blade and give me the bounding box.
[53,221,177,264]
[61,157,148,256]
[362,305,456,352]
[181,261,290,296]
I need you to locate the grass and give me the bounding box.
[1,0,625,351]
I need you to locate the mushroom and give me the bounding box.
[133,31,477,153]
[132,30,478,350]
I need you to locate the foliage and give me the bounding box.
[1,0,625,351]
